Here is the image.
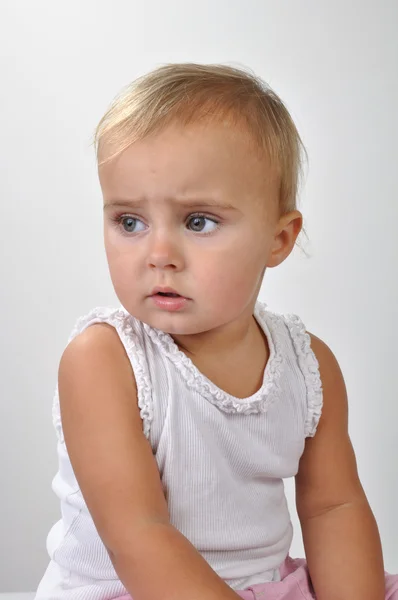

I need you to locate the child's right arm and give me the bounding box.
[58,323,241,600]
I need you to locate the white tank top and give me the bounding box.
[35,300,323,600]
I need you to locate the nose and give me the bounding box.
[147,230,184,271]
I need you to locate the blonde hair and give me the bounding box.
[94,63,307,214]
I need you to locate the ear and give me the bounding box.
[267,210,303,268]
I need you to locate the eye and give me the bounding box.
[119,216,146,234]
[187,214,220,234]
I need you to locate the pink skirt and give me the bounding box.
[116,556,398,599]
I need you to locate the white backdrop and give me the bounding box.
[1,0,397,593]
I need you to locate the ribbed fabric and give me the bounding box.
[35,301,323,600]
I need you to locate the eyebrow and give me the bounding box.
[103,198,237,211]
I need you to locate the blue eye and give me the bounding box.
[120,216,145,233]
[187,215,220,234]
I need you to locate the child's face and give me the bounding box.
[100,121,288,335]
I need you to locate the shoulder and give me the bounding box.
[60,306,137,387]
[55,307,154,439]
[307,332,348,433]
[266,309,347,437]
[59,322,138,423]
[308,333,341,376]
[57,322,143,470]
[61,320,133,381]
[273,307,342,386]
[60,304,149,383]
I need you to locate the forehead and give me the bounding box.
[99,122,278,208]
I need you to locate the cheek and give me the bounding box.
[104,227,129,254]
[105,228,138,267]
[104,237,139,293]
[196,244,264,295]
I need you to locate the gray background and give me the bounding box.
[1,0,397,593]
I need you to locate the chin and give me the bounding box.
[152,318,200,336]
[151,313,211,336]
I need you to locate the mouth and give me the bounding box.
[150,287,190,312]
[155,291,180,297]
[150,287,186,298]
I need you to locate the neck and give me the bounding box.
[171,307,262,360]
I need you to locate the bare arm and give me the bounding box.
[59,323,241,600]
[295,334,385,600]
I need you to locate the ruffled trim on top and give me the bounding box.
[52,307,153,442]
[142,301,285,415]
[283,314,323,437]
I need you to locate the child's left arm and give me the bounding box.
[295,334,385,600]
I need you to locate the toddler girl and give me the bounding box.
[35,63,398,600]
